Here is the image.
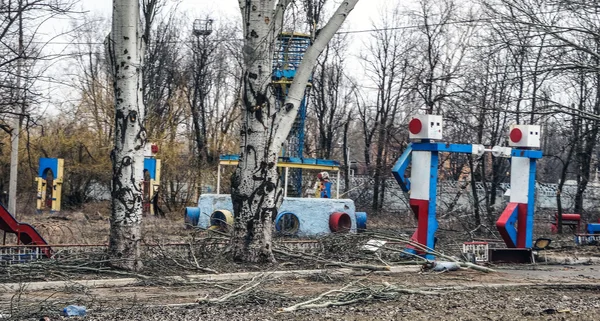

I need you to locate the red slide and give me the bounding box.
[0,203,51,257]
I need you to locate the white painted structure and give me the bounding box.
[408,114,444,141]
[508,125,541,148]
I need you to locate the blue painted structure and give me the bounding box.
[497,150,542,248]
[185,194,358,237]
[355,212,367,231]
[38,158,61,179]
[392,143,475,259]
[587,223,600,234]
[144,158,158,180]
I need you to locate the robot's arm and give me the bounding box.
[391,143,412,193]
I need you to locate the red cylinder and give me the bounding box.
[558,213,581,221]
[329,212,352,233]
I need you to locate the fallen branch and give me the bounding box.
[187,241,219,274]
[279,283,356,312]
[364,233,496,273]
[196,273,267,304]
[279,281,439,312]
[156,243,218,274]
[273,248,390,271]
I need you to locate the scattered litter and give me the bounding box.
[362,240,387,252]
[421,261,461,272]
[431,261,461,272]
[542,308,571,315]
[62,305,86,317]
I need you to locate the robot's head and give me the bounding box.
[508,125,540,148]
[408,114,443,141]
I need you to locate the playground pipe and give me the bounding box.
[355,212,367,232]
[184,207,200,229]
[209,210,234,232]
[329,212,351,233]
[275,211,300,235]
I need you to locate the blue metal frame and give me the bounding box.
[511,149,543,159]
[425,152,440,260]
[391,144,412,192]
[272,34,312,196]
[524,159,537,248]
[412,143,474,153]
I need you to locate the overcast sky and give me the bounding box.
[38,0,417,116]
[78,0,405,32]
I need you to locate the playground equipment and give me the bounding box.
[0,202,51,257]
[550,213,581,233]
[392,115,542,259]
[186,156,366,236]
[142,144,161,216]
[36,158,64,213]
[575,219,600,245]
[496,124,542,248]
[273,33,312,196]
[185,194,359,237]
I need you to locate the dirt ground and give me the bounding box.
[1,265,599,320]
[1,207,599,320]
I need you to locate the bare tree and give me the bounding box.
[411,0,472,115]
[107,0,147,271]
[231,0,358,263]
[485,0,600,221]
[310,34,353,159]
[359,6,416,211]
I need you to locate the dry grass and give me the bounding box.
[12,201,187,245]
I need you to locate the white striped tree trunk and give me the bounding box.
[108,0,146,271]
[232,0,358,263]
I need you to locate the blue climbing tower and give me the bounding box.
[272,33,312,196]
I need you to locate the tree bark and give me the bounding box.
[108,0,146,271]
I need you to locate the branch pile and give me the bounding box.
[279,281,440,312]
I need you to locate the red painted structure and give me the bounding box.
[550,213,581,234]
[497,202,534,248]
[0,203,51,257]
[329,212,352,233]
[409,199,430,249]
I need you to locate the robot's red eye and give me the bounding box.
[510,128,522,143]
[409,119,422,134]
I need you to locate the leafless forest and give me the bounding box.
[1,0,600,219]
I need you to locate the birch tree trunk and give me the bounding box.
[108,0,146,271]
[232,0,358,263]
